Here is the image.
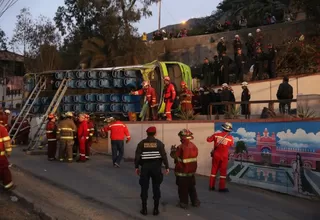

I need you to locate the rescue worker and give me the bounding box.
[163,76,176,121]
[85,114,95,160]
[102,116,130,167]
[170,129,200,209]
[207,122,234,192]
[241,82,251,119]
[73,113,79,158]
[135,126,169,216]
[57,112,77,162]
[77,113,89,163]
[233,35,242,60]
[130,81,158,121]
[4,109,10,130]
[179,81,193,112]
[46,113,58,161]
[0,121,15,190]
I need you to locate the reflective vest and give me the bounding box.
[164,83,176,102]
[57,118,77,140]
[207,131,234,158]
[180,88,193,105]
[171,141,198,177]
[0,124,11,157]
[46,121,57,142]
[87,121,94,138]
[132,87,157,107]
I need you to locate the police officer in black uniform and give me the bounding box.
[135,126,169,216]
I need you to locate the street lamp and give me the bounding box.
[157,0,162,31]
[181,20,186,24]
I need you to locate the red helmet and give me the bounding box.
[48,113,55,119]
[163,76,170,81]
[180,81,187,87]
[178,129,194,140]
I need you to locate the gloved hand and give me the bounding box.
[210,150,214,157]
[126,138,131,143]
[135,168,140,176]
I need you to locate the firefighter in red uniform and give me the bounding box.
[180,81,193,112]
[85,114,95,160]
[4,109,11,130]
[131,81,158,120]
[0,121,15,190]
[170,129,200,209]
[163,76,176,121]
[102,116,130,167]
[46,113,58,161]
[77,113,89,162]
[207,122,234,192]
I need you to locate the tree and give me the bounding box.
[10,7,33,55]
[235,140,248,167]
[292,0,320,21]
[0,28,7,50]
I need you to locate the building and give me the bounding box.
[230,128,320,170]
[0,50,25,110]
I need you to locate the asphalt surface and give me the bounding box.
[10,149,320,220]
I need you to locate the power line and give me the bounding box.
[0,0,19,19]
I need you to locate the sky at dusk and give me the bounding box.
[0,0,219,40]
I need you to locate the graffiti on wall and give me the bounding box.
[215,121,320,197]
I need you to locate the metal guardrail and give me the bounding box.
[207,99,298,120]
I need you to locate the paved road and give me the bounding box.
[10,149,320,220]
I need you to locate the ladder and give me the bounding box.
[9,76,47,142]
[26,78,70,151]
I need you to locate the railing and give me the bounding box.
[207,99,298,120]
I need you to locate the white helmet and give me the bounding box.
[241,82,248,86]
[65,112,73,117]
[222,122,233,132]
[248,33,252,37]
[256,28,261,33]
[235,35,239,38]
[220,37,224,41]
[4,109,10,114]
[141,81,150,88]
[222,83,228,88]
[104,117,115,123]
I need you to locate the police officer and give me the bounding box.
[135,126,169,216]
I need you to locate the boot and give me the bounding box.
[219,188,229,193]
[209,186,215,191]
[140,202,147,215]
[153,200,159,216]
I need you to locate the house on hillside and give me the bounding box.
[0,50,25,110]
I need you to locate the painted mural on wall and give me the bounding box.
[215,121,320,197]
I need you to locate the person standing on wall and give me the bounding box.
[0,120,15,191]
[46,113,58,161]
[102,116,130,167]
[207,122,234,192]
[163,76,176,121]
[130,81,158,121]
[77,113,89,163]
[170,129,200,209]
[276,76,293,114]
[57,112,77,163]
[134,126,169,216]
[241,82,251,119]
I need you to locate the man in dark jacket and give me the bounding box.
[252,47,265,81]
[212,55,221,85]
[267,43,277,79]
[217,37,227,58]
[220,52,232,84]
[202,58,213,86]
[235,48,246,82]
[276,76,293,114]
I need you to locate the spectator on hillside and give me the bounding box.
[202,58,213,86]
[142,32,147,42]
[224,20,231,30]
[235,48,246,82]
[255,28,263,48]
[220,52,232,84]
[217,37,227,58]
[252,47,266,81]
[276,76,293,114]
[267,43,277,79]
[233,35,242,60]
[246,33,255,59]
[239,16,247,28]
[212,55,221,85]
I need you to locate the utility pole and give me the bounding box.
[158,0,162,31]
[2,66,6,109]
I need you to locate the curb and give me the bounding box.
[11,165,144,220]
[8,190,55,220]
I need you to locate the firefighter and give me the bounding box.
[85,114,95,160]
[57,112,77,162]
[207,122,234,192]
[4,109,10,130]
[135,126,169,216]
[0,121,15,190]
[13,118,30,145]
[46,113,58,161]
[77,113,89,163]
[241,82,251,119]
[170,129,200,209]
[73,113,79,158]
[130,81,158,120]
[163,76,176,121]
[102,116,130,167]
[180,81,193,113]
